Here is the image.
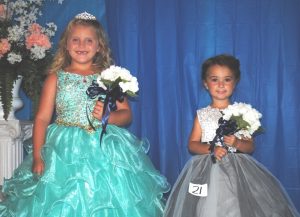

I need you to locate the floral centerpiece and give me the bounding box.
[86,65,139,143]
[0,0,62,120]
[210,102,264,163]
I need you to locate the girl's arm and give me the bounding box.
[188,115,211,155]
[92,97,132,127]
[32,73,57,174]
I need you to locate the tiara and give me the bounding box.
[75,12,96,20]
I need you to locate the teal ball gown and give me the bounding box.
[0,71,170,217]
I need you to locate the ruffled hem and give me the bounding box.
[0,124,170,217]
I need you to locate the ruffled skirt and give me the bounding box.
[164,153,300,217]
[0,124,170,217]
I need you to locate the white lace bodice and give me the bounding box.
[197,105,237,152]
[197,106,222,143]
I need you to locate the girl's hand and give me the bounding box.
[32,157,45,175]
[214,146,228,161]
[223,135,238,148]
[92,101,104,120]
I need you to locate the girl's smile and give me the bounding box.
[204,65,237,101]
[66,25,100,67]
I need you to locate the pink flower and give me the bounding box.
[0,4,6,19]
[28,23,42,34]
[25,33,51,49]
[0,38,11,57]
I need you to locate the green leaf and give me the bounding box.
[231,115,250,130]
[0,73,15,120]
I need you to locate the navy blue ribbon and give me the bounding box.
[209,116,238,163]
[86,80,125,145]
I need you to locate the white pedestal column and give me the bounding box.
[0,120,33,186]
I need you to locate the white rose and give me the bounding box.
[101,68,118,81]
[119,68,133,81]
[96,77,107,90]
[128,77,139,93]
[119,78,139,93]
[119,82,130,93]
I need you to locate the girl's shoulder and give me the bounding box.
[45,71,58,81]
[196,105,222,123]
[196,106,210,122]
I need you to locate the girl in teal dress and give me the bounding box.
[0,12,170,217]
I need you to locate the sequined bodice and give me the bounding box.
[55,71,100,130]
[197,106,223,143]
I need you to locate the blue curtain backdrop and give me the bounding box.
[17,0,300,210]
[105,0,300,210]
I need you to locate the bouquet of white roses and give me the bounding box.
[222,102,263,139]
[86,65,139,144]
[96,65,139,97]
[209,102,263,163]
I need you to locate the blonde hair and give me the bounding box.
[48,18,113,74]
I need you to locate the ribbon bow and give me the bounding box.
[209,116,238,163]
[86,80,125,145]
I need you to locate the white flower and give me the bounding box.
[100,66,120,81]
[7,52,22,64]
[222,102,263,138]
[97,65,139,95]
[44,22,57,37]
[96,77,107,90]
[7,25,24,42]
[118,68,133,81]
[119,77,139,93]
[30,45,46,60]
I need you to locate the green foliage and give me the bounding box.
[0,55,52,120]
[231,115,264,135]
[231,115,250,130]
[0,58,19,120]
[102,77,138,97]
[0,0,59,120]
[21,55,52,116]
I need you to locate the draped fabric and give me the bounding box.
[17,0,300,211]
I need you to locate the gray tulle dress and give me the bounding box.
[164,106,300,217]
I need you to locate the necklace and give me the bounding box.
[83,76,87,83]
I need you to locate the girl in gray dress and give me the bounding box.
[164,54,300,217]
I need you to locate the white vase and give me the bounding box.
[0,76,24,120]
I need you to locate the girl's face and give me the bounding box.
[203,65,237,101]
[66,24,100,67]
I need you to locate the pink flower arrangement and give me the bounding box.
[0,2,57,64]
[0,38,10,57]
[0,0,62,120]
[29,23,42,33]
[26,24,51,50]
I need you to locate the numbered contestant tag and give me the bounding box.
[188,183,208,197]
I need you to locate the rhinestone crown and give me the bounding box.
[75,12,96,20]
